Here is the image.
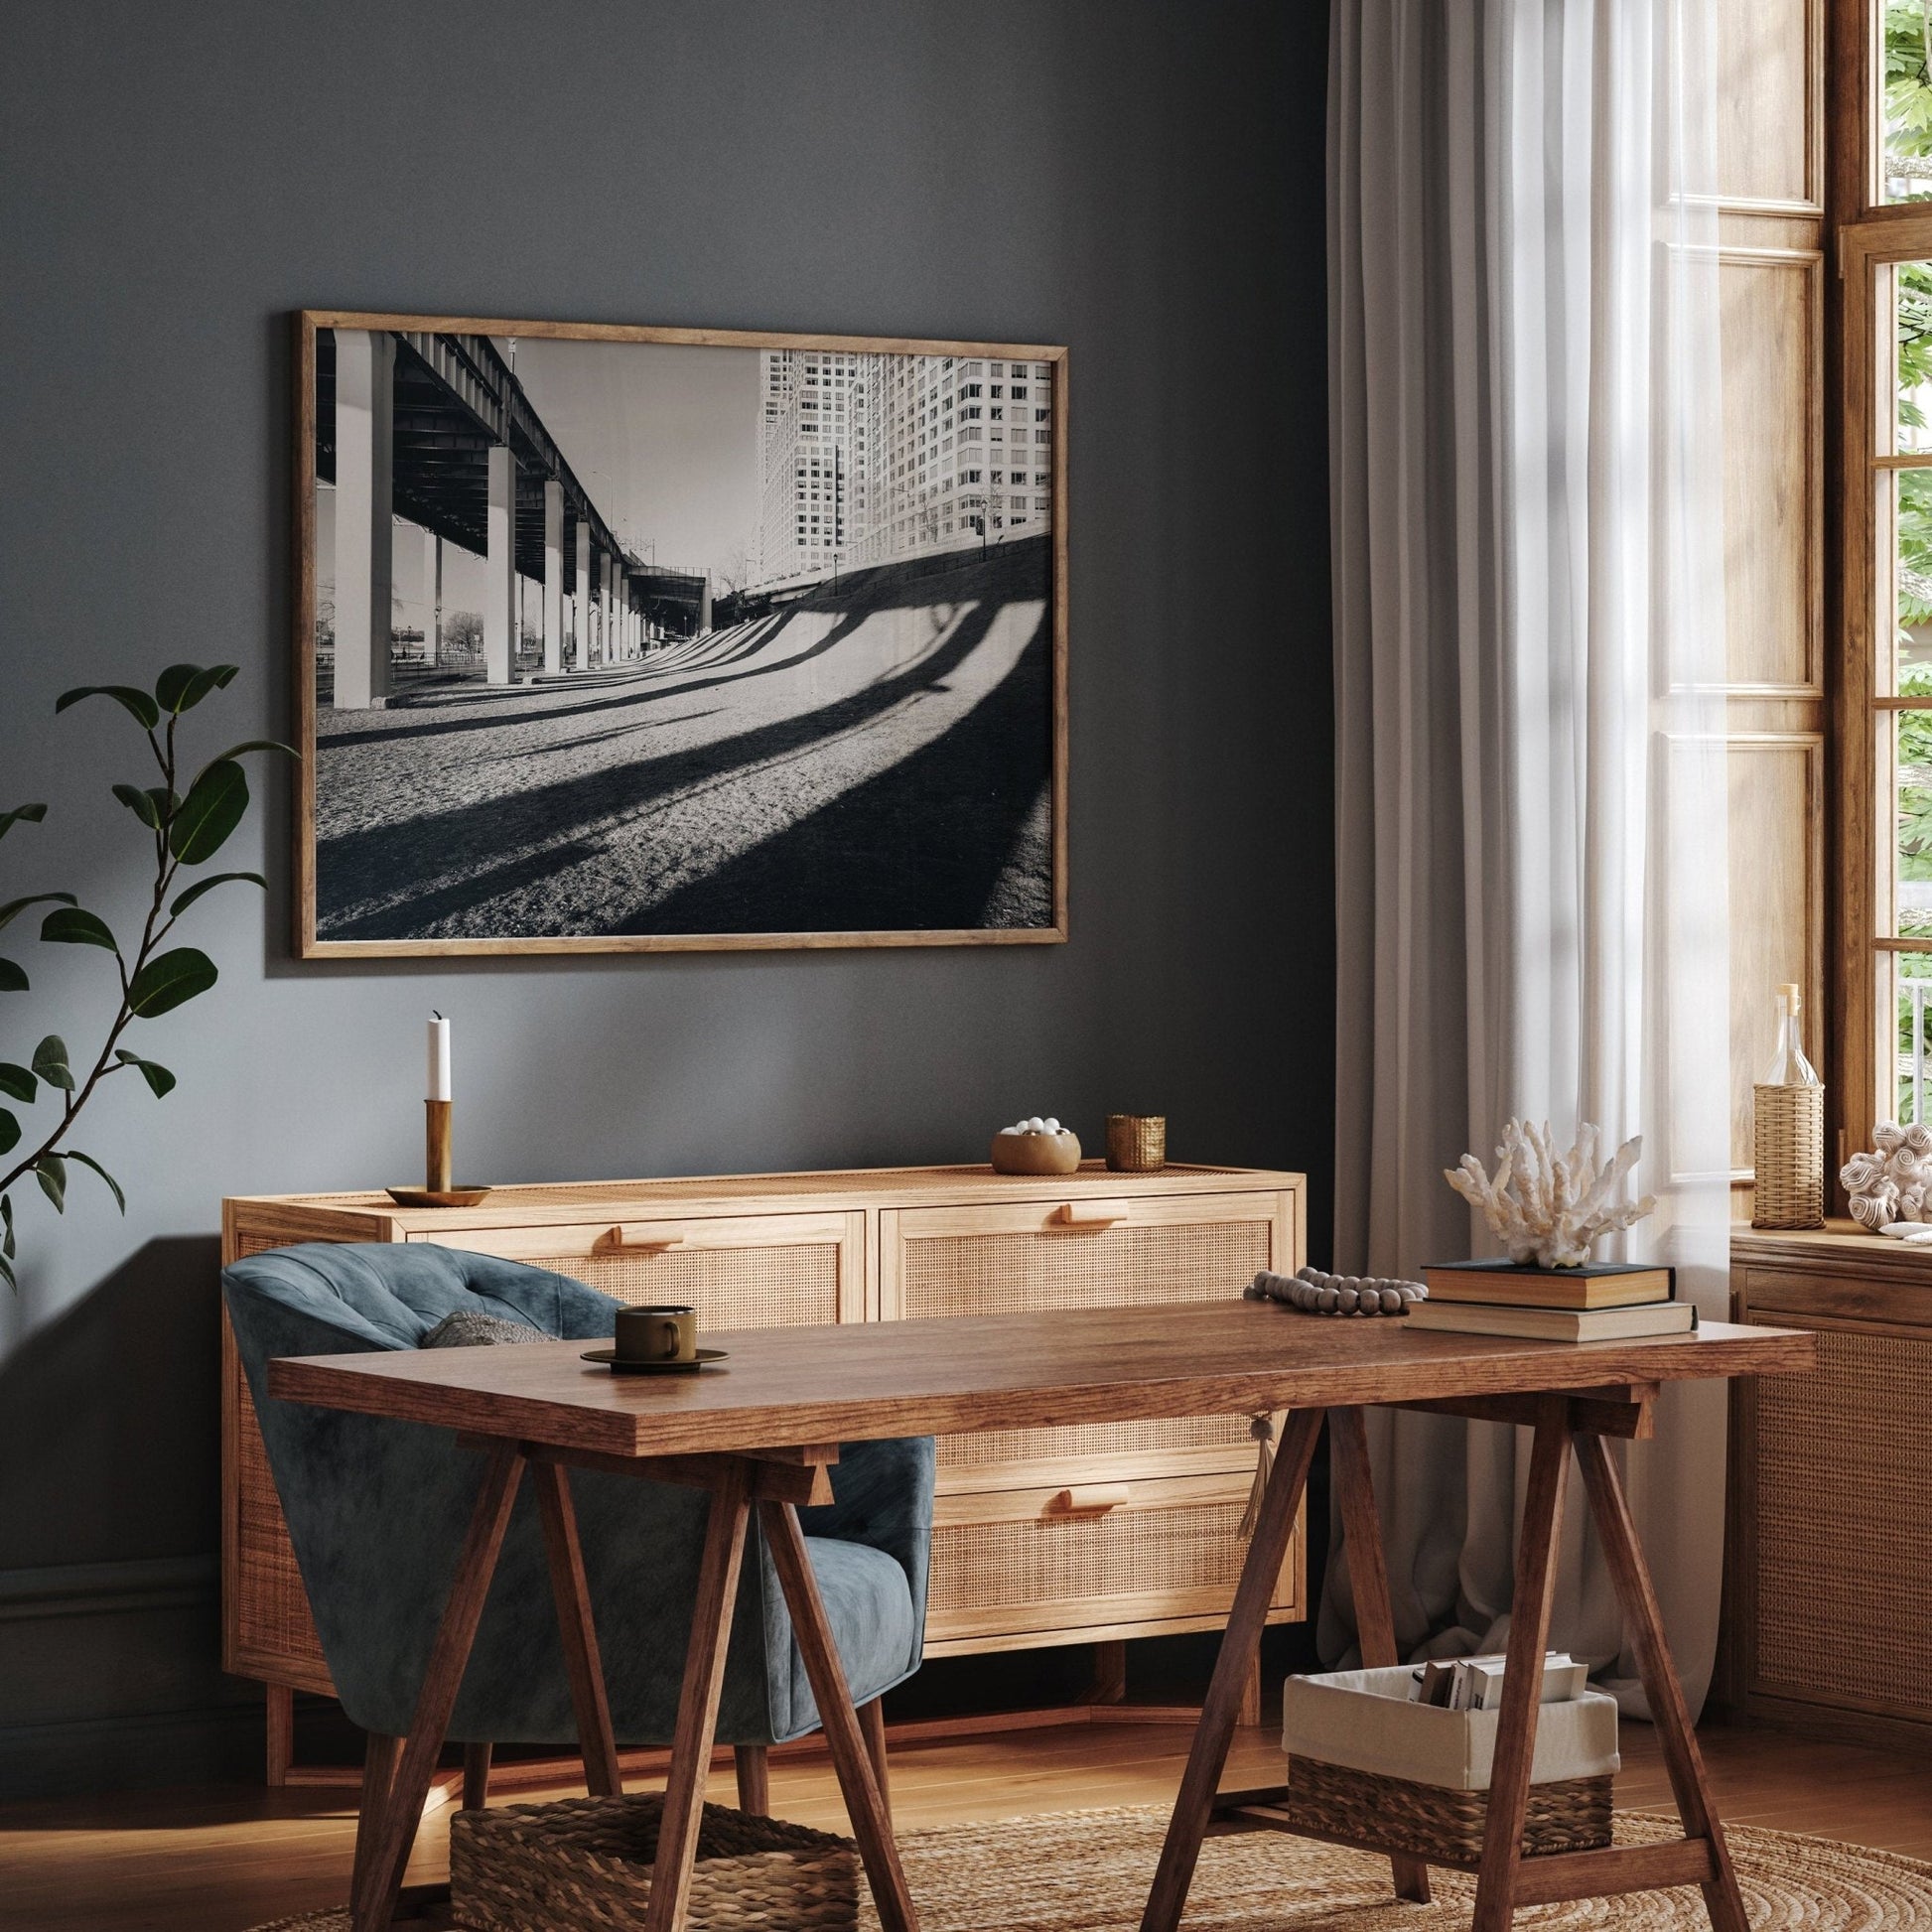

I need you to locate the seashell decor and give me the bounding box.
[1445,1119,1655,1270]
[1841,1120,1932,1230]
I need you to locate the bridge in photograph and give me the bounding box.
[318,327,709,709]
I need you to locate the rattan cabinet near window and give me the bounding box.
[222,1163,1304,1776]
[1725,1227,1932,1751]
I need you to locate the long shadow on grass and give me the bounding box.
[316,595,1013,937]
[618,616,1051,935]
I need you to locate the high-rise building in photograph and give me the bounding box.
[755,348,1052,587]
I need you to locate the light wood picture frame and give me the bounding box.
[291,311,1068,958]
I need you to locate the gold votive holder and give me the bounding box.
[1106,1114,1167,1173]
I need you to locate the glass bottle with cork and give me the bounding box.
[1751,982,1824,1228]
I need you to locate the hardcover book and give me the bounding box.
[1422,1258,1675,1311]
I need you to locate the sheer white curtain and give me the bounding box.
[1324,0,1731,1714]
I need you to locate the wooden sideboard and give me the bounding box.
[1725,1224,1932,1750]
[223,1162,1307,1778]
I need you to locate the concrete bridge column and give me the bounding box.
[483,443,515,686]
[574,522,592,670]
[698,574,713,638]
[331,329,394,709]
[541,481,564,676]
[422,526,440,667]
[601,552,616,665]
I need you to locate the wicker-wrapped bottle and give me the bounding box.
[1752,983,1824,1229]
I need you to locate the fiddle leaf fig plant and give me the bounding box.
[0,663,295,1289]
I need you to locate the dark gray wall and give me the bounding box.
[0,0,1331,1792]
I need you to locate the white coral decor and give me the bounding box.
[1445,1120,1657,1269]
[1841,1121,1932,1230]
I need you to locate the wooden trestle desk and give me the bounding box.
[266,1299,1814,1932]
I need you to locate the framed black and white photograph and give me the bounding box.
[292,311,1067,957]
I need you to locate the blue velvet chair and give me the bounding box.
[223,1241,934,1815]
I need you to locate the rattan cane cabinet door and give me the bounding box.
[879,1189,1296,1488]
[1737,1271,1932,1733]
[409,1210,867,1329]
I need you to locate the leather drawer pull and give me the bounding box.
[1046,1483,1132,1516]
[600,1227,687,1253]
[1052,1202,1128,1228]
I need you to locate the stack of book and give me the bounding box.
[1406,1649,1587,1711]
[1406,1259,1695,1341]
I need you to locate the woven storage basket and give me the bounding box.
[450,1795,859,1932]
[1752,1082,1825,1229]
[1281,1666,1617,1864]
[1283,1757,1613,1863]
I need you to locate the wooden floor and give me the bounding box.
[5,1719,1929,1932]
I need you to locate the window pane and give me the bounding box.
[1890,711,1932,935]
[1889,948,1932,1124]
[1892,261,1932,454]
[1884,4,1932,202]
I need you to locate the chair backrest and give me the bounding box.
[223,1241,929,1750]
[224,1239,621,1352]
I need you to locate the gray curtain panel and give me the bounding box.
[1324,0,1731,1717]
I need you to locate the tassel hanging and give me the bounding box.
[1239,1411,1277,1537]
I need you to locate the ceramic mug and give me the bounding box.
[615,1304,698,1364]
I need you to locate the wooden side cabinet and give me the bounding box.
[1726,1226,1932,1750]
[222,1162,1306,1778]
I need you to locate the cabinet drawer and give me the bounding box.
[881,1190,1292,1485]
[923,1470,1302,1652]
[408,1210,866,1327]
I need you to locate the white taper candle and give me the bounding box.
[428,1012,452,1102]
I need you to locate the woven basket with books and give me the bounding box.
[1281,1659,1618,1864]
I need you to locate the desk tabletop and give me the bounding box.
[265,1300,1817,1459]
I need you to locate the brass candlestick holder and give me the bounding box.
[427,1098,453,1192]
[384,1101,491,1208]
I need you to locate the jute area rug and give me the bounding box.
[252,1805,1932,1930]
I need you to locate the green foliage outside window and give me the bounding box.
[1887,1,1932,194]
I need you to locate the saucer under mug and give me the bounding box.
[581,1346,729,1375]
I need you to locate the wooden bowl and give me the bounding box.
[990,1130,1082,1175]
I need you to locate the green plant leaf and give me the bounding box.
[56,685,162,730]
[35,1155,66,1212]
[0,892,76,933]
[2,1192,13,1259]
[168,761,247,865]
[169,871,265,917]
[64,1151,125,1214]
[126,946,217,1017]
[0,1063,34,1102]
[0,803,48,843]
[0,959,25,993]
[0,1110,17,1157]
[155,663,237,714]
[189,741,298,790]
[113,1048,176,1097]
[112,783,164,829]
[0,1255,12,1292]
[40,906,119,954]
[32,1035,72,1090]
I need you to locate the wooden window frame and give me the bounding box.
[1823,0,1932,1173]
